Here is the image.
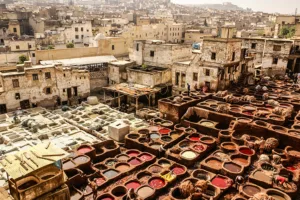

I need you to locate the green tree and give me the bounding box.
[280,26,296,38]
[66,43,75,48]
[204,18,208,27]
[18,55,27,64]
[48,45,55,49]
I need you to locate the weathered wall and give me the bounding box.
[127,69,171,87]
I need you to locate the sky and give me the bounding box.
[171,0,299,14]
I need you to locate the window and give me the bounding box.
[81,35,84,39]
[175,72,180,86]
[13,28,17,33]
[273,45,281,51]
[75,35,79,39]
[193,73,198,81]
[32,53,35,57]
[28,44,32,49]
[87,29,89,32]
[75,27,78,32]
[81,27,84,31]
[12,79,19,88]
[251,43,257,49]
[211,52,216,60]
[16,45,20,49]
[136,43,139,51]
[228,67,231,74]
[150,51,155,57]
[232,52,235,61]
[112,45,115,50]
[32,74,38,80]
[273,57,278,64]
[46,87,51,94]
[205,69,210,76]
[45,72,51,79]
[15,93,20,100]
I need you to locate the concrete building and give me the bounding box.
[0,61,90,113]
[184,28,217,45]
[242,38,293,75]
[108,60,136,85]
[130,40,192,68]
[288,39,300,73]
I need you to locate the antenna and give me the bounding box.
[296,8,298,16]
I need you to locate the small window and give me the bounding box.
[175,72,180,86]
[75,35,79,39]
[64,73,66,77]
[32,53,35,57]
[15,93,20,100]
[75,27,78,32]
[81,27,84,31]
[211,52,216,60]
[136,43,139,51]
[112,45,115,50]
[87,29,89,32]
[13,28,17,33]
[16,45,20,49]
[205,69,210,76]
[46,87,51,94]
[232,52,235,61]
[81,35,84,39]
[273,57,278,64]
[45,72,51,79]
[193,73,198,81]
[12,79,19,88]
[32,74,38,80]
[251,43,257,49]
[228,67,231,74]
[150,51,155,57]
[28,44,32,49]
[273,45,281,51]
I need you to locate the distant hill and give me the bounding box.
[184,2,245,11]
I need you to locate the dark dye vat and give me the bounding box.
[41,174,54,180]
[224,163,241,173]
[171,187,189,199]
[161,136,172,142]
[18,180,38,190]
[111,186,127,197]
[94,164,108,171]
[103,170,119,179]
[105,143,117,150]
[188,112,201,122]
[243,185,261,196]
[73,156,89,164]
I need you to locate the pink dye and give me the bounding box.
[126,181,141,190]
[127,151,140,157]
[149,178,165,189]
[194,145,204,151]
[139,154,153,161]
[77,147,92,154]
[172,166,185,175]
[129,158,142,166]
[95,178,105,186]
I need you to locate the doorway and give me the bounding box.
[20,100,30,109]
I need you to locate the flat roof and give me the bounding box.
[1,142,68,180]
[41,55,117,66]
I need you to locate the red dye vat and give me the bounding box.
[77,147,92,154]
[129,158,142,166]
[287,166,296,171]
[194,145,204,151]
[95,178,106,186]
[172,166,185,175]
[243,111,253,116]
[211,177,228,189]
[149,178,165,189]
[100,197,114,200]
[127,150,140,157]
[139,153,153,161]
[189,136,200,142]
[126,181,141,190]
[159,128,171,135]
[239,148,253,155]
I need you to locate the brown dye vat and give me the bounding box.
[115,163,130,172]
[271,126,287,133]
[127,134,139,139]
[116,154,130,162]
[206,158,222,169]
[174,124,187,131]
[179,141,190,148]
[73,156,89,165]
[242,185,261,197]
[269,195,285,200]
[138,129,150,135]
[171,187,189,199]
[148,165,163,173]
[192,170,211,181]
[170,131,180,139]
[237,118,252,123]
[161,136,172,142]
[221,142,237,151]
[63,160,77,170]
[103,169,119,179]
[18,179,38,190]
[158,159,171,167]
[96,194,115,200]
[105,159,117,167]
[41,174,55,180]
[137,171,152,183]
[231,156,248,166]
[137,186,154,199]
[111,186,127,197]
[200,136,214,144]
[224,163,242,173]
[70,190,83,200]
[94,164,108,171]
[255,120,268,127]
[252,170,271,182]
[184,127,197,134]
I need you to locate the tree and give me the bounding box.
[204,18,208,27]
[280,26,296,38]
[66,43,74,48]
[18,55,27,64]
[48,45,55,49]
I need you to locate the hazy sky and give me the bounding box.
[172,0,299,14]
